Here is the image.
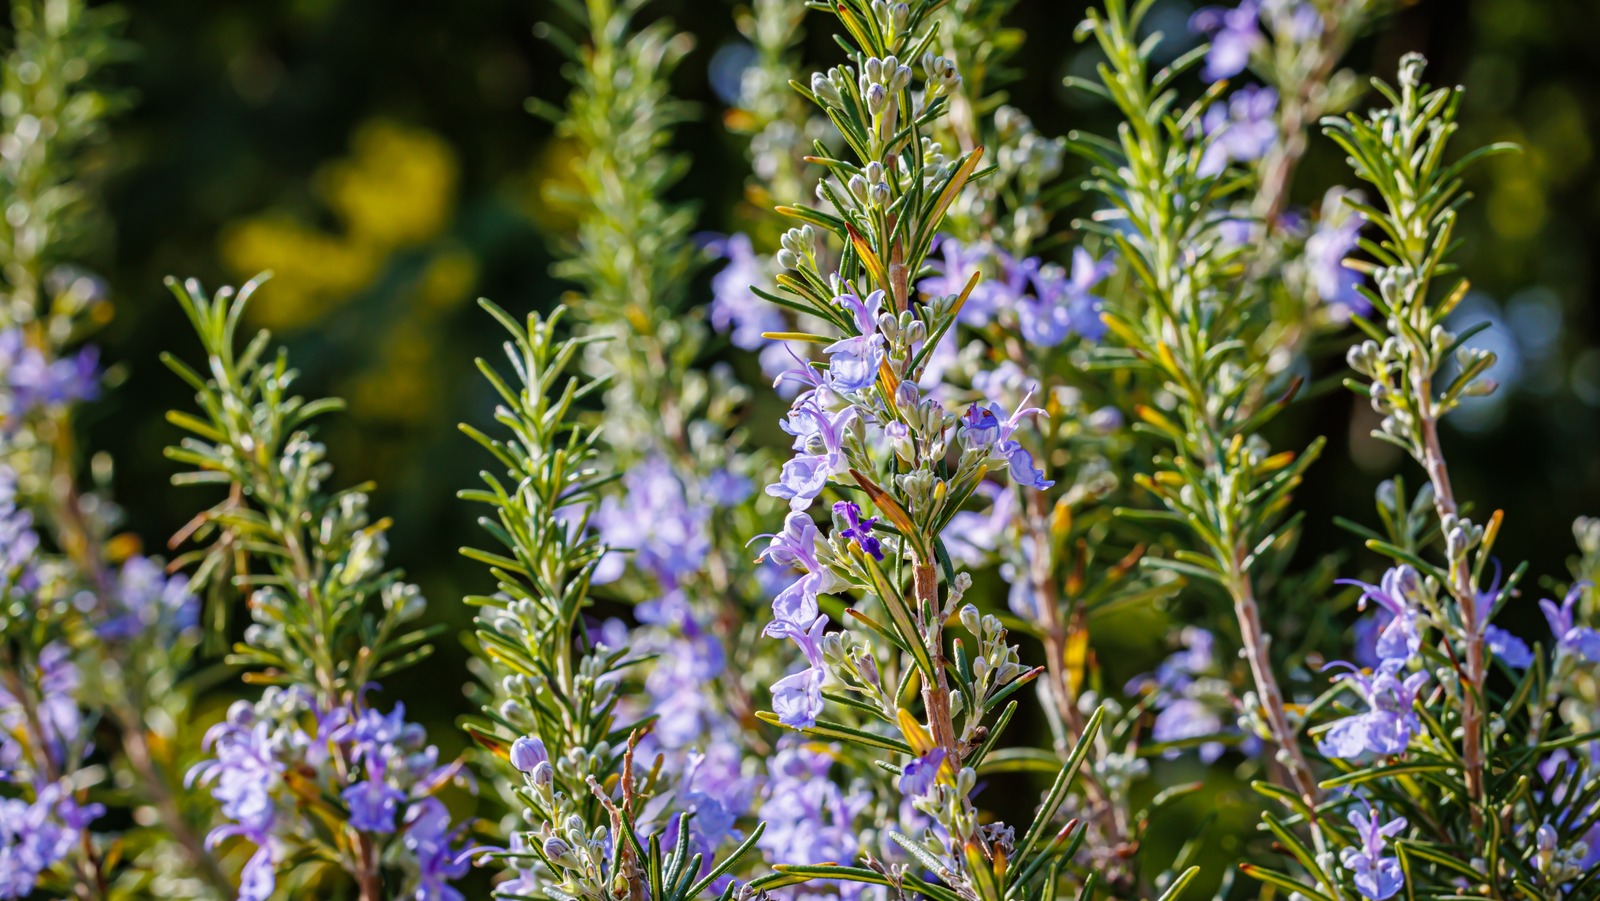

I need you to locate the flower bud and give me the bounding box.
[510,736,549,773]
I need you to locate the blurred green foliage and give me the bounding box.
[69,0,1600,865]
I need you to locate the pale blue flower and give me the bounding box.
[706,233,783,351]
[1190,1,1263,82]
[1318,663,1429,759]
[1198,85,1278,177]
[1340,805,1406,900]
[1541,586,1600,663]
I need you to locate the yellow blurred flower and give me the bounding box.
[218,119,460,331]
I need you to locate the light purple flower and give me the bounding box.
[824,290,886,392]
[1541,586,1600,663]
[1198,85,1279,177]
[403,797,472,901]
[961,395,1054,490]
[1307,205,1368,314]
[1018,249,1113,347]
[0,642,83,774]
[1486,625,1533,669]
[1152,699,1226,762]
[0,467,39,587]
[661,749,757,892]
[768,402,857,511]
[592,456,711,587]
[98,555,200,641]
[920,237,1026,327]
[238,845,277,901]
[756,742,868,872]
[509,737,548,774]
[1126,629,1244,763]
[944,481,1018,567]
[706,233,783,351]
[343,775,406,833]
[1318,663,1429,759]
[898,748,947,799]
[0,329,100,422]
[1340,805,1406,900]
[1190,1,1263,82]
[0,782,103,899]
[758,511,826,573]
[1339,565,1424,666]
[771,666,825,729]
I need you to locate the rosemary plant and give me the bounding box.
[743,2,1200,901]
[0,3,232,896]
[164,277,472,901]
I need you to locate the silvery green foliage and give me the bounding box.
[458,305,765,901]
[462,6,771,900]
[0,3,236,897]
[164,279,472,901]
[741,3,1197,901]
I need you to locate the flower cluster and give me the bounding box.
[190,691,470,901]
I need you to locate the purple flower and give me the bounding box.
[189,705,284,841]
[756,742,868,871]
[99,555,200,641]
[592,456,712,587]
[491,833,542,897]
[961,395,1054,490]
[706,233,783,351]
[765,614,826,664]
[509,736,548,774]
[1486,625,1533,669]
[1340,805,1406,900]
[1198,85,1279,177]
[920,237,1025,327]
[758,511,826,572]
[771,666,825,728]
[824,290,886,392]
[1126,629,1244,762]
[642,625,729,749]
[0,330,100,423]
[1339,565,1424,666]
[238,845,277,901]
[0,782,103,899]
[1190,1,1263,82]
[758,512,841,636]
[898,748,947,800]
[343,775,406,833]
[1318,663,1429,759]
[1017,248,1113,347]
[403,798,472,901]
[1306,202,1368,314]
[703,468,753,507]
[0,468,39,587]
[833,500,882,560]
[1152,699,1226,760]
[1541,586,1600,663]
[191,694,470,898]
[0,643,83,774]
[768,402,857,511]
[661,749,757,891]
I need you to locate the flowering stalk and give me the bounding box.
[0,3,237,895]
[1327,53,1517,829]
[165,277,471,901]
[744,2,1185,900]
[532,5,781,885]
[906,0,1161,883]
[458,304,765,900]
[1073,0,1323,813]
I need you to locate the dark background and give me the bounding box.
[74,0,1600,877]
